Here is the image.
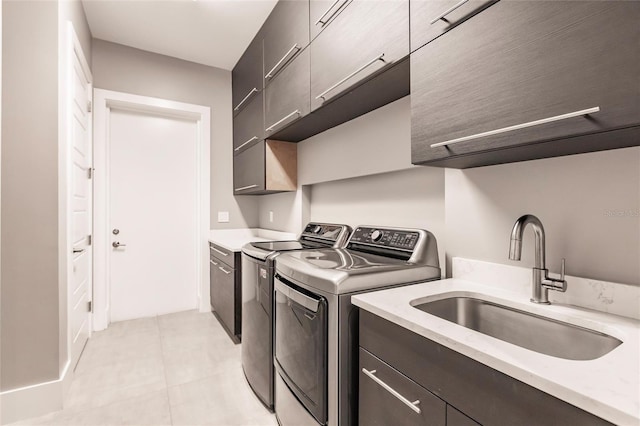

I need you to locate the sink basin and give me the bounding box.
[413,296,622,360]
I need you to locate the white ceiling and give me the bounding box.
[82,0,278,71]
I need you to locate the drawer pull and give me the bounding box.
[266,110,301,132]
[362,368,421,414]
[212,247,229,257]
[430,106,600,148]
[233,87,258,111]
[210,260,219,266]
[235,184,259,192]
[430,0,470,24]
[315,0,348,25]
[265,44,300,80]
[235,136,259,152]
[218,266,232,275]
[316,53,385,100]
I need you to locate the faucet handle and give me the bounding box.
[542,258,567,293]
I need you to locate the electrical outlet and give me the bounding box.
[269,211,274,222]
[218,211,230,223]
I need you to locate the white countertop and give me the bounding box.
[352,279,640,425]
[208,228,297,252]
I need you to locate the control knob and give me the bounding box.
[314,225,322,234]
[370,230,383,242]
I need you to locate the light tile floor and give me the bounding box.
[13,310,277,426]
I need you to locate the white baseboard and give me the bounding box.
[0,361,70,425]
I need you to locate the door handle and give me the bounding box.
[112,241,127,248]
[73,248,85,254]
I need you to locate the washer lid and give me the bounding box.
[275,248,441,294]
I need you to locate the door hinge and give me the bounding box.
[87,168,93,179]
[87,100,92,113]
[87,235,92,246]
[88,301,92,312]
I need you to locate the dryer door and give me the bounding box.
[274,275,328,424]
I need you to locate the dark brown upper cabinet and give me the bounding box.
[411,0,640,168]
[310,0,409,112]
[233,140,297,196]
[232,31,263,117]
[233,91,263,155]
[264,47,311,138]
[310,0,352,41]
[410,0,497,53]
[262,0,310,86]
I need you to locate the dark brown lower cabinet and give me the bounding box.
[359,310,613,426]
[209,244,241,343]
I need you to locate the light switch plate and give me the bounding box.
[218,211,230,223]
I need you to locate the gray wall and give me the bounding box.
[1,0,92,393]
[1,0,60,390]
[257,95,639,287]
[91,39,259,230]
[445,147,640,285]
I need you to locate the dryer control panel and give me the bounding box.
[348,227,420,251]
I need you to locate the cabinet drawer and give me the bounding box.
[232,34,263,115]
[310,0,352,41]
[410,0,496,52]
[264,48,310,137]
[411,0,640,166]
[263,0,310,85]
[311,0,409,111]
[209,243,235,268]
[359,348,446,426]
[233,141,266,195]
[233,91,263,155]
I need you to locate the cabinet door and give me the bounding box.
[264,48,310,137]
[411,0,640,166]
[233,141,265,195]
[310,0,409,111]
[359,348,446,426]
[233,91,263,155]
[212,261,236,335]
[232,34,263,115]
[209,258,218,310]
[263,0,310,84]
[410,0,497,52]
[310,0,352,41]
[446,406,480,426]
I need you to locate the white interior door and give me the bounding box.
[108,109,198,322]
[69,41,92,370]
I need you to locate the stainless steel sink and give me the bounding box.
[413,296,622,360]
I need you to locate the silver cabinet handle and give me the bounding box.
[362,368,421,414]
[266,110,301,132]
[112,241,127,248]
[265,44,300,80]
[315,53,385,100]
[315,0,347,25]
[430,0,470,24]
[218,266,232,275]
[430,107,600,148]
[212,247,229,257]
[73,248,85,254]
[235,136,259,152]
[235,184,259,192]
[233,87,258,111]
[210,259,219,266]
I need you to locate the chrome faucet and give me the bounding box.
[509,214,567,304]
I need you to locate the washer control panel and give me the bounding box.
[349,227,420,251]
[302,223,348,242]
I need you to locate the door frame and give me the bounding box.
[93,89,211,331]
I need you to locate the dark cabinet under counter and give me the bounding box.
[209,243,241,343]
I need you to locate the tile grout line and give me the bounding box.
[157,315,176,426]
